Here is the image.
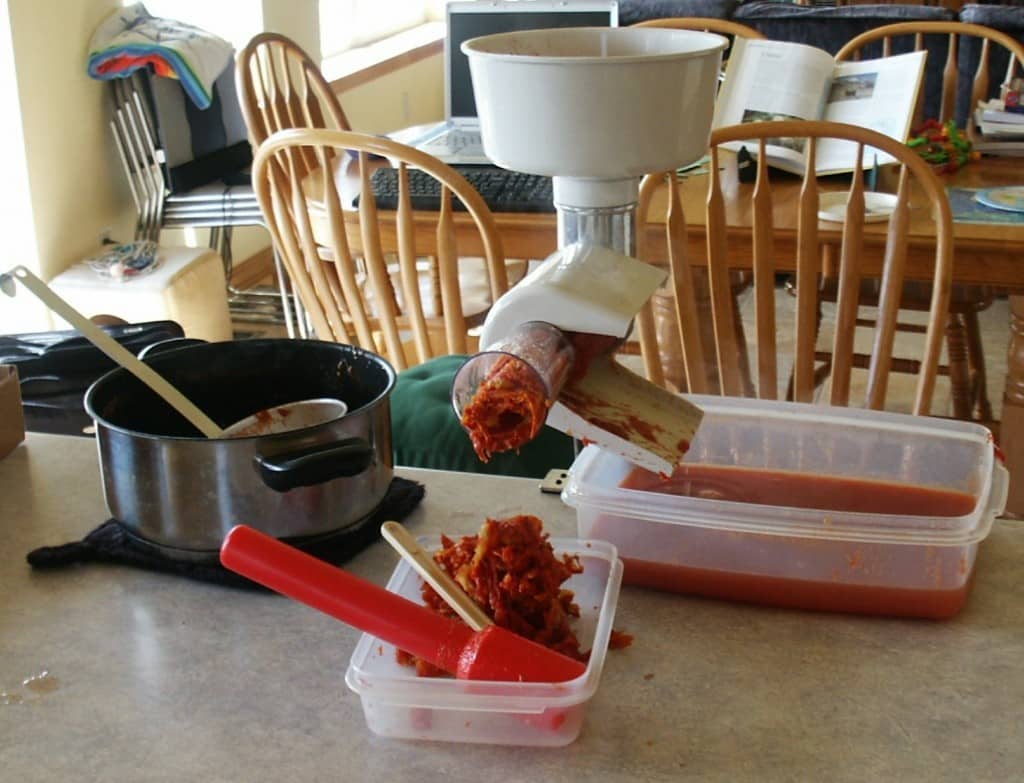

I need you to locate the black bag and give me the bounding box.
[0,321,186,436]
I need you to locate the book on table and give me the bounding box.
[976,99,1024,126]
[972,99,1024,155]
[712,38,927,176]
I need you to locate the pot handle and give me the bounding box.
[254,438,375,492]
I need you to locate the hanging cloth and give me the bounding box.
[87,3,234,110]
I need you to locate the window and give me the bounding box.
[319,0,439,59]
[131,0,441,61]
[131,1,265,51]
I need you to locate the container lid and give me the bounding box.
[562,396,1007,547]
[344,537,623,712]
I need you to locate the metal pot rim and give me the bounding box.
[83,338,396,442]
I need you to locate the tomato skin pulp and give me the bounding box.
[610,464,979,619]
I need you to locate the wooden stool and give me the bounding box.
[50,247,233,342]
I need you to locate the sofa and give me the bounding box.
[620,2,1024,125]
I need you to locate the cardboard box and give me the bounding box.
[1,365,25,459]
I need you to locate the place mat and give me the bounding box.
[947,187,1024,224]
[25,476,425,590]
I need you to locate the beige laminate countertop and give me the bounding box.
[1,433,1022,783]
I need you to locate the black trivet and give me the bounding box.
[26,477,425,590]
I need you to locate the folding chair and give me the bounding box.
[108,68,304,336]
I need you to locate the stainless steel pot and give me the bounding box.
[84,339,396,554]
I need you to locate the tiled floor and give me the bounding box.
[734,285,1009,421]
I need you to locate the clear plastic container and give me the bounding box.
[344,537,623,746]
[562,396,1008,620]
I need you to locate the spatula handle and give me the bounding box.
[220,525,474,672]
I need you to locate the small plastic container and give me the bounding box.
[562,396,1008,620]
[345,537,623,746]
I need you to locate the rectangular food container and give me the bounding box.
[345,537,623,746]
[562,396,1008,620]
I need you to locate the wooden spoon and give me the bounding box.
[380,521,492,631]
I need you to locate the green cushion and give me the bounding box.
[390,355,576,478]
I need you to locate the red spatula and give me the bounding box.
[219,525,586,683]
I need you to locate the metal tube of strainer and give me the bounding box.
[556,201,636,256]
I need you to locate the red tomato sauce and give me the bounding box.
[620,556,973,620]
[614,464,979,619]
[620,464,977,517]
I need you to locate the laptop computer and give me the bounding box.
[408,0,619,165]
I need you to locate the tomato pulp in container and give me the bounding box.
[562,396,1007,620]
[345,537,623,746]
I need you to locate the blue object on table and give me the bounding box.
[947,187,1024,224]
[975,186,1024,213]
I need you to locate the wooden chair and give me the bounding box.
[237,33,523,351]
[236,32,352,147]
[233,33,354,337]
[252,128,510,371]
[631,17,766,41]
[835,21,1024,143]
[829,21,1021,420]
[636,119,954,416]
[631,17,766,393]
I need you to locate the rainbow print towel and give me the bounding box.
[87,3,233,110]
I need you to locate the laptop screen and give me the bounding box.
[446,1,618,121]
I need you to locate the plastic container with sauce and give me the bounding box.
[345,537,623,746]
[562,396,1008,620]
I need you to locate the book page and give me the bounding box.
[815,50,927,174]
[713,38,837,171]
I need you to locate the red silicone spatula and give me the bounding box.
[219,525,586,683]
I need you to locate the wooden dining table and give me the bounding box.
[395,154,1024,515]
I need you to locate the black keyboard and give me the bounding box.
[364,166,555,214]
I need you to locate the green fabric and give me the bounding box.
[391,355,576,479]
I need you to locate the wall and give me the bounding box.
[0,0,131,333]
[0,0,443,335]
[339,54,443,135]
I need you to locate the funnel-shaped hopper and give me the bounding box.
[462,27,726,182]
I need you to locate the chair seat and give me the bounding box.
[853,278,994,313]
[780,274,994,420]
[786,276,994,313]
[304,155,527,334]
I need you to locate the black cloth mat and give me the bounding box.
[26,477,425,590]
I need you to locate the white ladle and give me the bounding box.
[1,266,346,439]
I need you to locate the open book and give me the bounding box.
[712,38,927,176]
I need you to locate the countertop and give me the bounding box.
[1,433,1022,782]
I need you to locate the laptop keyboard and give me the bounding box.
[365,166,555,214]
[420,128,482,156]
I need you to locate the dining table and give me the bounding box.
[2,432,1022,782]
[366,151,1024,516]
